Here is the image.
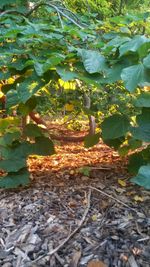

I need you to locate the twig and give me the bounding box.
[89,186,137,212]
[26,3,84,29]
[32,189,91,263]
[57,11,64,28]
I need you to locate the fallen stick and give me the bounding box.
[89,186,136,212]
[31,189,91,263]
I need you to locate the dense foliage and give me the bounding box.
[0,1,150,189]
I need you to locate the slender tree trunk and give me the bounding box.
[118,0,124,15]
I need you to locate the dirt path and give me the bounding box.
[0,135,150,267]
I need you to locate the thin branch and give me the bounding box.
[89,186,137,212]
[0,10,24,17]
[26,3,84,29]
[57,11,64,28]
[31,189,91,263]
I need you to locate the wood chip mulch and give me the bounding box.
[0,137,150,267]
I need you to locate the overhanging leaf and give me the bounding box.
[143,54,150,69]
[0,168,30,189]
[56,67,78,81]
[121,64,145,92]
[130,165,150,189]
[119,35,149,57]
[101,114,130,140]
[134,92,150,107]
[84,133,100,148]
[32,137,55,156]
[0,158,26,172]
[78,49,107,74]
[131,108,150,142]
[24,124,43,138]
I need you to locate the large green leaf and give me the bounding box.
[17,75,44,103]
[78,49,107,74]
[3,131,21,146]
[6,90,20,108]
[106,36,131,49]
[103,64,123,83]
[34,55,65,76]
[56,67,78,81]
[128,152,148,175]
[0,158,26,172]
[0,117,20,134]
[131,108,150,142]
[18,97,37,115]
[104,137,125,150]
[0,168,30,189]
[84,133,100,148]
[130,165,150,190]
[143,54,150,69]
[101,114,130,140]
[134,92,150,107]
[121,64,145,92]
[24,124,43,138]
[119,35,149,57]
[32,137,55,156]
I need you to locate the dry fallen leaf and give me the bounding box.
[133,195,144,202]
[91,214,98,221]
[118,179,126,187]
[87,260,108,267]
[69,250,82,267]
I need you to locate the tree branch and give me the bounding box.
[26,3,84,29]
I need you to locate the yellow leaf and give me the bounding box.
[134,195,144,202]
[118,179,126,187]
[0,91,4,98]
[70,170,75,175]
[7,78,15,84]
[65,103,74,112]
[91,214,97,221]
[88,260,108,267]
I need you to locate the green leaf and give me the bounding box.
[84,133,100,148]
[130,165,150,189]
[121,64,145,92]
[79,166,91,176]
[3,131,21,145]
[119,35,149,57]
[78,49,107,74]
[0,117,20,134]
[0,158,26,172]
[3,142,32,159]
[18,97,37,115]
[143,54,150,69]
[131,108,150,142]
[32,137,55,156]
[104,64,123,83]
[34,55,65,76]
[104,137,125,150]
[24,124,43,138]
[134,92,150,107]
[118,145,130,157]
[56,67,78,81]
[0,168,30,189]
[17,75,44,103]
[101,114,130,140]
[6,90,19,108]
[128,152,148,175]
[106,36,131,49]
[0,0,15,8]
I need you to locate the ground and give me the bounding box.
[0,125,150,267]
